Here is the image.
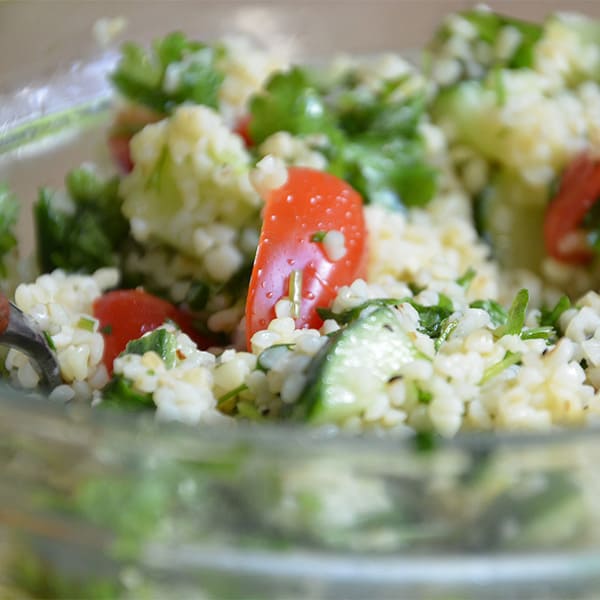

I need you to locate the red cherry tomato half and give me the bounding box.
[234,114,253,147]
[107,107,163,173]
[93,289,210,375]
[108,134,134,173]
[245,167,368,348]
[544,153,600,264]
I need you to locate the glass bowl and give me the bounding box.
[1,2,600,598]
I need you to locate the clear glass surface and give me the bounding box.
[1,2,600,598]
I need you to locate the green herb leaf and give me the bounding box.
[35,167,129,274]
[494,288,528,337]
[408,282,425,295]
[435,319,458,351]
[317,295,453,339]
[412,298,454,339]
[101,376,155,410]
[123,328,178,369]
[539,295,571,329]
[111,32,223,113]
[217,383,248,410]
[413,305,451,338]
[480,350,522,385]
[414,430,437,452]
[317,298,402,326]
[77,316,96,332]
[43,331,56,351]
[417,386,433,404]
[520,326,555,341]
[311,230,327,242]
[333,75,426,139]
[492,65,507,106]
[329,137,437,209]
[460,9,544,69]
[456,267,477,289]
[249,67,337,145]
[186,279,210,311]
[470,299,508,327]
[237,401,265,421]
[250,63,438,209]
[0,184,19,278]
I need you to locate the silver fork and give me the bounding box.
[0,293,62,391]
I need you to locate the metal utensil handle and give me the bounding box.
[0,292,62,390]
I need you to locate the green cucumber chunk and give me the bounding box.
[123,328,178,368]
[474,169,548,271]
[296,305,417,425]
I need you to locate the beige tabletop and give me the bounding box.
[2,0,600,92]
[2,0,600,254]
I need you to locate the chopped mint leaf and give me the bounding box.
[480,350,522,384]
[520,326,555,341]
[43,331,56,351]
[417,387,433,404]
[111,32,223,114]
[186,280,210,311]
[249,67,337,145]
[329,137,437,209]
[437,293,454,312]
[124,328,178,368]
[318,295,453,339]
[101,376,155,410]
[494,289,528,337]
[412,300,454,339]
[457,267,477,289]
[333,75,426,139]
[414,430,437,452]
[185,280,210,310]
[77,316,96,332]
[66,167,107,202]
[435,319,458,351]
[249,62,438,209]
[470,299,508,327]
[311,230,327,242]
[493,65,507,106]
[35,167,129,274]
[217,383,248,412]
[0,184,19,278]
[459,9,543,69]
[317,298,402,325]
[408,282,425,295]
[539,295,571,329]
[237,401,264,421]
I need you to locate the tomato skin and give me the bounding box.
[108,135,134,173]
[234,114,253,147]
[544,153,600,264]
[93,289,209,375]
[245,167,367,348]
[107,107,163,173]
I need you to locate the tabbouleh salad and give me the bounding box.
[4,6,600,438]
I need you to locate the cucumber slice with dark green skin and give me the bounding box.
[474,169,548,272]
[293,305,418,425]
